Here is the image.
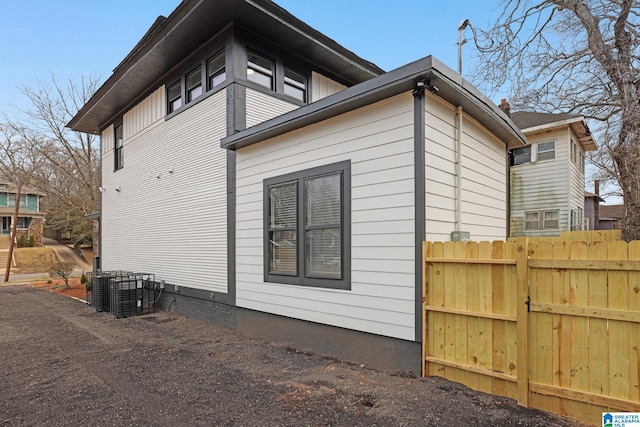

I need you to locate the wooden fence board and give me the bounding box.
[588,242,609,399]
[630,241,640,403]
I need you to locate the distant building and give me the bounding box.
[0,182,46,246]
[501,104,597,237]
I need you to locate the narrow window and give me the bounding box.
[543,210,559,229]
[537,141,555,161]
[267,181,298,276]
[264,161,350,289]
[305,173,342,279]
[524,211,540,230]
[512,146,531,165]
[167,81,182,113]
[114,124,124,171]
[207,50,226,90]
[186,66,203,103]
[8,194,16,207]
[284,67,307,102]
[247,51,274,90]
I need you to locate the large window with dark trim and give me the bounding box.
[264,161,351,289]
[114,124,124,171]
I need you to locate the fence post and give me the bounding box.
[422,241,428,377]
[514,237,530,407]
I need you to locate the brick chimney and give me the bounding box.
[499,99,511,117]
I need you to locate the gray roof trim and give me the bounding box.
[221,56,527,150]
[68,0,384,134]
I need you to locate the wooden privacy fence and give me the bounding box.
[422,237,640,426]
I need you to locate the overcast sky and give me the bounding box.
[0,0,500,115]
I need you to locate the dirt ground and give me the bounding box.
[0,283,586,427]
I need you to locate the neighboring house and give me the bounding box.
[0,182,46,246]
[68,0,525,372]
[598,204,624,230]
[505,107,597,237]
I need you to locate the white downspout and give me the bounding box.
[455,106,463,232]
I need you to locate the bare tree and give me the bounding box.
[0,74,101,246]
[472,0,640,240]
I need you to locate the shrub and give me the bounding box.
[18,234,27,248]
[50,262,75,289]
[28,235,35,247]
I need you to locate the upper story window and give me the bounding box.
[247,51,274,90]
[114,124,124,171]
[167,81,182,114]
[512,146,531,165]
[284,67,307,102]
[186,66,203,103]
[166,48,227,116]
[207,50,226,90]
[537,141,555,161]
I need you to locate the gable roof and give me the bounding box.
[510,111,597,151]
[221,56,527,151]
[68,0,384,135]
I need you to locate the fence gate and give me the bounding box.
[423,238,640,426]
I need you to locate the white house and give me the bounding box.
[507,110,596,237]
[69,0,525,372]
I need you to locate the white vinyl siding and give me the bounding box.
[510,128,570,236]
[236,94,416,341]
[245,88,298,128]
[311,71,347,102]
[425,96,507,241]
[102,125,114,155]
[101,90,228,292]
[124,87,165,139]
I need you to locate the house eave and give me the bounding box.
[519,116,597,151]
[221,55,527,151]
[67,0,384,135]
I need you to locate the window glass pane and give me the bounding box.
[543,210,559,229]
[284,68,306,102]
[512,146,531,165]
[537,141,555,161]
[269,182,297,228]
[270,230,297,275]
[525,211,539,230]
[247,52,273,89]
[306,174,341,226]
[186,67,202,102]
[268,181,297,275]
[207,51,226,90]
[306,228,341,279]
[8,194,16,207]
[305,173,342,279]
[115,124,124,170]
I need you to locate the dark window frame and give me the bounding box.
[263,161,351,290]
[114,123,124,171]
[206,49,226,91]
[166,47,227,117]
[283,66,307,103]
[247,50,275,90]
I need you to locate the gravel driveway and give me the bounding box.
[0,284,584,426]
